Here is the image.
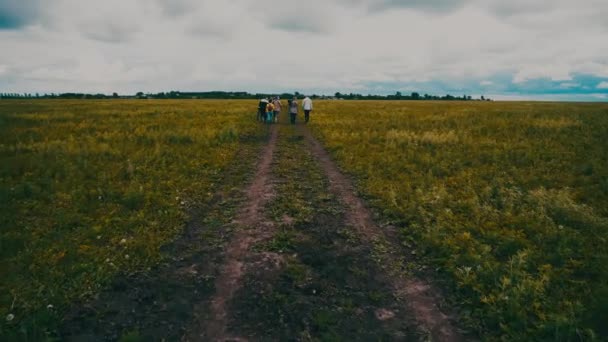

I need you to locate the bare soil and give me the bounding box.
[226,124,419,340]
[58,131,271,341]
[185,126,279,341]
[59,121,465,342]
[300,125,464,341]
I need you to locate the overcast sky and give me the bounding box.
[1,0,608,100]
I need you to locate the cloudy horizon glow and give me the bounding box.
[1,0,608,101]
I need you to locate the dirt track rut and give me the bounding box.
[60,119,464,341]
[300,125,463,341]
[186,125,279,341]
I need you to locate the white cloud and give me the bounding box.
[0,0,607,97]
[490,93,608,102]
[560,82,580,88]
[597,81,608,89]
[512,64,573,84]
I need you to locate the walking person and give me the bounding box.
[289,96,298,124]
[302,95,313,123]
[265,99,275,124]
[258,97,269,122]
[272,96,282,123]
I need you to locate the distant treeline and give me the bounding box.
[0,91,492,101]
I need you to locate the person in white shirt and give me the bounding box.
[302,96,313,123]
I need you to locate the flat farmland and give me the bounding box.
[310,100,608,339]
[0,100,266,339]
[1,99,607,340]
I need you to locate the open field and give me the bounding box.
[1,99,607,340]
[310,101,608,340]
[0,100,266,339]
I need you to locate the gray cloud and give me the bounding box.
[269,17,329,33]
[249,0,336,34]
[485,1,549,18]
[188,22,231,38]
[370,0,469,12]
[339,0,470,13]
[0,0,41,29]
[155,0,198,17]
[1,0,607,101]
[50,1,145,43]
[82,21,137,43]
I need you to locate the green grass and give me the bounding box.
[310,100,608,340]
[0,99,264,339]
[3,98,607,340]
[231,120,417,340]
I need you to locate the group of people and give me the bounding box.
[257,96,313,124]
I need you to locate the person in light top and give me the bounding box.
[272,96,282,123]
[265,100,275,123]
[289,97,298,124]
[302,96,313,123]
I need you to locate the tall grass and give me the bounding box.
[0,99,264,338]
[310,100,608,340]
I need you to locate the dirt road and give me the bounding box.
[61,119,464,341]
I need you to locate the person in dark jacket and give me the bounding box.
[258,98,269,122]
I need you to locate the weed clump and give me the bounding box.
[0,99,265,339]
[310,100,608,340]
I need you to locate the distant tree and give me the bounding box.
[0,89,495,101]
